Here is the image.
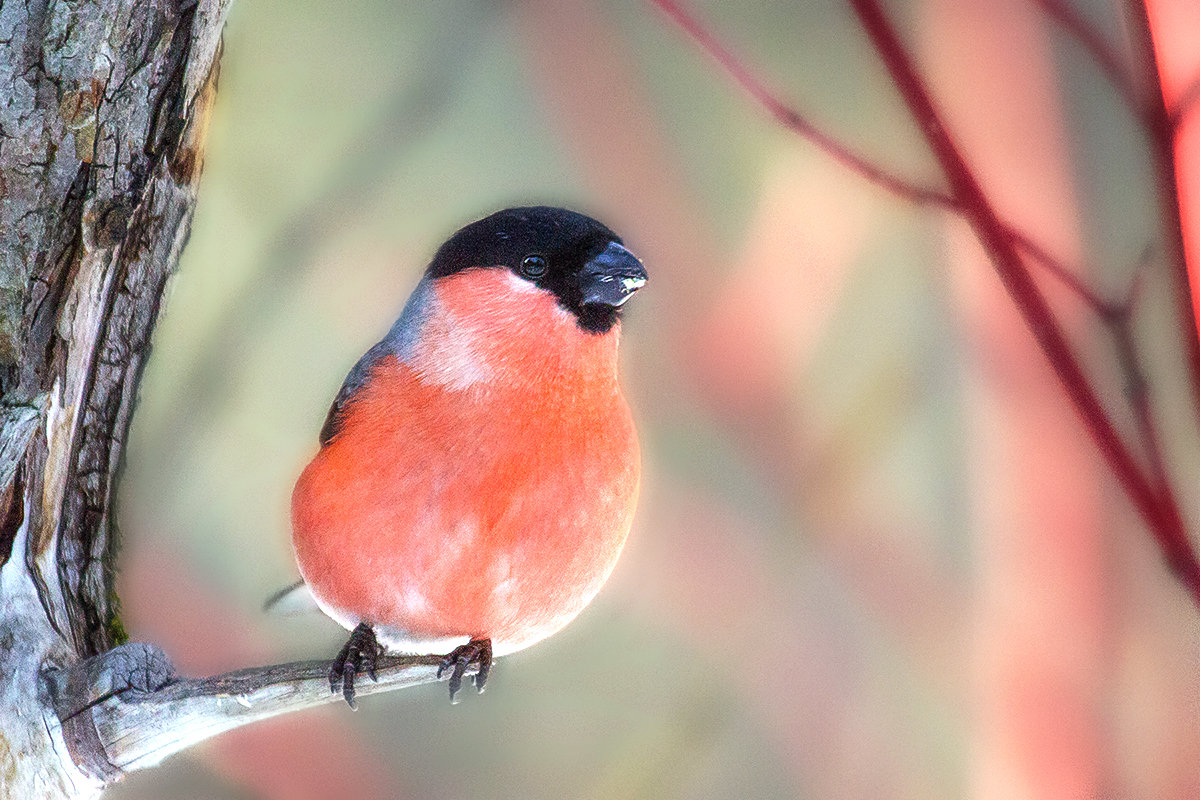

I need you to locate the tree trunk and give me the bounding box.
[0,1,228,796]
[1,5,469,797]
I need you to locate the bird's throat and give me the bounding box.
[412,270,621,395]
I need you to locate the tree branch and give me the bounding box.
[648,0,954,208]
[1170,72,1200,128]
[648,0,1111,313]
[1028,0,1141,113]
[649,0,1200,603]
[1,1,230,795]
[1006,227,1117,313]
[846,0,1200,600]
[47,643,464,777]
[1123,0,1200,420]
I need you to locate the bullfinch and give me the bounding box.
[286,206,647,707]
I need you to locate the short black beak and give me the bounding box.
[579,242,647,308]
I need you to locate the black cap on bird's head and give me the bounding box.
[427,207,647,334]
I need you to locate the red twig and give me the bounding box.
[649,0,954,209]
[1029,0,1141,113]
[1123,1,1200,428]
[1007,229,1116,313]
[648,0,1108,313]
[1110,291,1169,493]
[1171,73,1200,128]
[650,0,1200,601]
[847,0,1200,601]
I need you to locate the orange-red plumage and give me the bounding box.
[293,263,638,657]
[289,207,646,703]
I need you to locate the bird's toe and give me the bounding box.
[330,622,382,710]
[439,638,492,703]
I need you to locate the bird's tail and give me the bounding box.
[263,579,321,615]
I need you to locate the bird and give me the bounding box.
[285,206,647,707]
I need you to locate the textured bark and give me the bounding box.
[0,0,229,796]
[78,652,454,772]
[0,5,477,796]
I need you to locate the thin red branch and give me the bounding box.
[1112,317,1168,490]
[649,0,1200,600]
[1029,0,1142,113]
[648,0,954,209]
[1007,229,1115,313]
[1003,233,1173,483]
[1123,0,1200,429]
[648,0,1108,312]
[1169,72,1200,130]
[1098,254,1170,497]
[846,0,1200,601]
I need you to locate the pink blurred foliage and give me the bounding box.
[522,0,1200,796]
[697,153,862,422]
[917,0,1105,796]
[514,0,963,794]
[119,544,407,800]
[619,482,959,796]
[518,0,961,640]
[116,1,1200,797]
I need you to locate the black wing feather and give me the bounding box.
[318,341,393,445]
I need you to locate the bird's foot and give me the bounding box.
[329,622,382,710]
[437,637,492,703]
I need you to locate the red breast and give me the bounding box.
[291,269,640,656]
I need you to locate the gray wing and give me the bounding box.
[318,341,393,445]
[317,277,433,446]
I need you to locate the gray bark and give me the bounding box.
[0,0,227,796]
[0,4,470,796]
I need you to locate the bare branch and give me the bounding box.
[48,643,461,776]
[649,0,1200,600]
[1028,0,1141,113]
[648,0,955,208]
[1122,0,1200,423]
[1007,228,1116,313]
[649,0,1112,313]
[1170,72,1200,129]
[846,0,1200,597]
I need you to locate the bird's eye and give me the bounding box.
[520,254,548,278]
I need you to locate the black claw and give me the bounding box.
[438,638,492,703]
[447,664,464,702]
[343,662,358,710]
[329,623,381,710]
[330,641,351,694]
[473,655,491,692]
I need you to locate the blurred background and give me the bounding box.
[106,0,1200,797]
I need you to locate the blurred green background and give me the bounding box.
[106,0,1200,798]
